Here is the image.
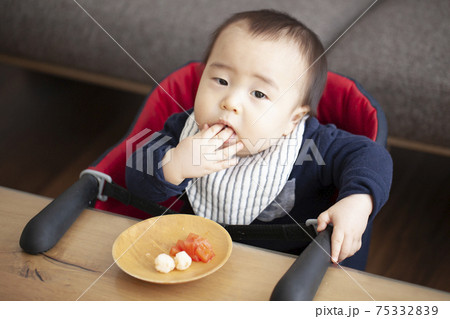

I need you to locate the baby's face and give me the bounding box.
[194,22,309,156]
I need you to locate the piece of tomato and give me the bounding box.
[187,233,200,241]
[169,246,181,256]
[169,233,215,263]
[183,239,196,258]
[176,239,185,252]
[196,243,215,263]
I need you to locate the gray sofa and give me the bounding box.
[1,0,449,148]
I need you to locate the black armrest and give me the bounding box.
[270,226,332,301]
[19,174,98,254]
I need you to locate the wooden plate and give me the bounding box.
[112,214,232,284]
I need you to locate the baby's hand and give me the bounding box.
[316,194,373,265]
[163,124,243,185]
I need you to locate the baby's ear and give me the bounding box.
[283,105,310,135]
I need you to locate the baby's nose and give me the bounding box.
[221,103,239,114]
[220,95,241,114]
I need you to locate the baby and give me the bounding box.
[126,10,392,269]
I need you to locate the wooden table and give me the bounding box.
[0,186,448,301]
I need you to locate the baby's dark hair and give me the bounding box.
[203,9,328,113]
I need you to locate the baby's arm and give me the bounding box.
[125,111,191,202]
[312,126,393,265]
[163,124,243,185]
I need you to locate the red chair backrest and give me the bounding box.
[88,62,386,219]
[317,72,385,143]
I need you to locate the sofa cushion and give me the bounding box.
[327,0,450,147]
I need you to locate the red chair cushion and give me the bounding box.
[317,72,378,141]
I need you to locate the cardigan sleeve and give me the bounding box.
[125,111,193,202]
[310,120,393,218]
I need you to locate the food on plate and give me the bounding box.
[174,251,192,270]
[170,233,215,263]
[154,233,214,274]
[154,253,175,273]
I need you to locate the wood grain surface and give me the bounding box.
[0,187,448,301]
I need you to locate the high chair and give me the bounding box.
[20,61,388,300]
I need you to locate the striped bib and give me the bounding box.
[180,114,307,225]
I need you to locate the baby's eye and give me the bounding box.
[251,90,267,99]
[214,78,228,86]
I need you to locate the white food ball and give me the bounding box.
[174,251,192,270]
[154,253,175,273]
